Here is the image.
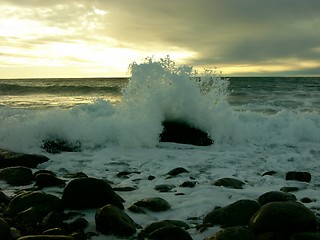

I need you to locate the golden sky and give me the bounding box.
[1,0,320,78]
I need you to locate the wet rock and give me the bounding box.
[142,220,190,236]
[148,226,192,240]
[212,178,245,189]
[95,204,136,237]
[35,173,65,188]
[179,181,196,188]
[0,217,10,240]
[166,167,189,176]
[0,166,33,186]
[131,197,171,212]
[67,217,88,233]
[291,232,320,240]
[155,184,175,192]
[42,138,81,154]
[250,201,317,235]
[159,120,213,146]
[62,172,88,179]
[116,170,141,178]
[17,235,75,240]
[62,177,123,210]
[204,226,256,240]
[258,191,297,205]
[301,197,313,203]
[203,199,260,227]
[0,190,10,204]
[262,170,278,176]
[0,149,49,168]
[41,211,66,231]
[286,171,312,183]
[5,191,62,218]
[148,175,156,180]
[113,186,137,192]
[280,187,300,192]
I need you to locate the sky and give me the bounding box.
[1,0,320,78]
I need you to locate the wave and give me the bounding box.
[0,57,320,152]
[0,83,121,95]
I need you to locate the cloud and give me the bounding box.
[1,0,320,76]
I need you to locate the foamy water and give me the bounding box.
[0,57,320,239]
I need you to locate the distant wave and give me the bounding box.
[0,83,122,95]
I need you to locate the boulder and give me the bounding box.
[250,201,317,235]
[95,204,136,236]
[41,138,81,154]
[142,220,190,236]
[35,173,65,188]
[205,226,256,240]
[130,197,171,212]
[17,236,74,240]
[148,226,193,240]
[0,217,10,240]
[159,120,213,146]
[5,191,62,218]
[0,166,33,186]
[258,191,297,205]
[212,178,245,189]
[0,149,49,168]
[286,171,312,183]
[203,199,260,227]
[61,177,123,210]
[166,167,189,176]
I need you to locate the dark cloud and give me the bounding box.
[1,0,320,75]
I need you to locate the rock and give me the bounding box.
[113,186,137,192]
[0,217,10,240]
[203,199,260,227]
[35,173,65,188]
[159,120,213,146]
[286,171,312,183]
[95,204,136,237]
[41,138,81,154]
[142,220,190,237]
[180,181,196,188]
[280,187,300,192]
[155,184,175,192]
[166,167,189,176]
[41,211,65,231]
[67,217,88,232]
[131,197,171,212]
[205,226,256,240]
[0,149,49,169]
[5,191,62,218]
[262,170,278,176]
[212,178,245,189]
[301,197,313,203]
[148,226,193,240]
[62,177,123,210]
[0,166,34,186]
[258,191,297,205]
[15,207,39,232]
[250,201,317,235]
[0,190,10,204]
[17,236,75,240]
[62,172,88,179]
[291,232,320,240]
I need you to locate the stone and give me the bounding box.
[148,226,193,240]
[286,171,312,183]
[17,236,75,240]
[142,220,190,236]
[0,190,10,204]
[35,173,65,188]
[41,138,81,154]
[0,149,49,169]
[41,211,65,231]
[131,197,171,212]
[166,167,189,176]
[212,178,245,189]
[61,177,123,210]
[203,199,260,227]
[258,191,297,205]
[95,204,136,236]
[250,201,317,235]
[179,181,196,188]
[5,191,62,218]
[205,226,256,240]
[0,217,10,240]
[291,232,320,240]
[159,120,213,146]
[0,166,34,186]
[155,184,175,192]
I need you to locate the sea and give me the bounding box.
[0,59,320,239]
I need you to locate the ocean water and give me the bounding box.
[0,59,320,239]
